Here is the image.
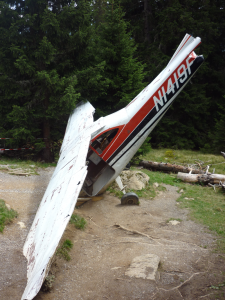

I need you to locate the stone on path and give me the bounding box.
[5,203,11,210]
[17,222,26,229]
[125,254,160,280]
[169,220,180,225]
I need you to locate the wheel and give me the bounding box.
[121,192,139,205]
[124,162,131,170]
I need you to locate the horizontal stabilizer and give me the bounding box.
[167,34,196,67]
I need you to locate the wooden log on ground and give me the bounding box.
[177,173,199,183]
[140,160,204,174]
[202,174,225,184]
[177,172,225,184]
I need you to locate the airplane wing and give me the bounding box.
[21,101,104,300]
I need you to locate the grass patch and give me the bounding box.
[210,281,225,290]
[140,148,225,252]
[107,187,124,198]
[56,239,73,261]
[138,168,185,188]
[70,214,87,230]
[177,185,225,251]
[0,157,56,176]
[130,185,156,199]
[144,148,225,174]
[139,167,225,252]
[0,199,18,232]
[108,181,156,199]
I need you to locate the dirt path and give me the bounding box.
[0,168,224,300]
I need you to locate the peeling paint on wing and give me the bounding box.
[21,102,105,300]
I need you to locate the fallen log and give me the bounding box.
[140,160,204,174]
[177,173,199,183]
[177,172,225,184]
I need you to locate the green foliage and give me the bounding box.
[144,148,225,175]
[0,199,18,232]
[210,281,225,290]
[211,97,225,152]
[121,0,225,150]
[107,187,124,198]
[42,274,55,292]
[0,0,94,161]
[70,214,86,230]
[91,4,146,117]
[130,185,156,199]
[56,239,73,261]
[165,150,175,159]
[1,0,225,157]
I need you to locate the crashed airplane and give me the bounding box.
[22,34,204,299]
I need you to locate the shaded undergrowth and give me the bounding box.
[0,199,18,232]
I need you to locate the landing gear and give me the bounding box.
[121,192,139,205]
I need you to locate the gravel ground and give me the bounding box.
[0,168,225,300]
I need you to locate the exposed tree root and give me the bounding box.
[159,267,210,292]
[87,216,101,227]
[114,223,161,244]
[198,293,214,299]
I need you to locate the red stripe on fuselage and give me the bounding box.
[90,125,125,157]
[99,48,200,162]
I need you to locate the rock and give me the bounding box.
[125,254,160,280]
[153,182,159,188]
[29,165,35,168]
[5,203,11,210]
[169,220,180,225]
[184,197,194,200]
[111,267,122,270]
[179,189,184,193]
[17,222,26,229]
[120,171,150,190]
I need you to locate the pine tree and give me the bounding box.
[0,0,95,161]
[91,3,146,117]
[120,0,225,150]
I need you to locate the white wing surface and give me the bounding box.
[21,101,104,300]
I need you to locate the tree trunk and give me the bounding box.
[41,95,53,163]
[144,0,150,43]
[140,160,204,174]
[177,172,225,184]
[42,118,53,162]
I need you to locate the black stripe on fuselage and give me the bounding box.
[107,56,204,166]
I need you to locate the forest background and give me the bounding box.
[0,0,224,162]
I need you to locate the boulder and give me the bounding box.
[120,170,149,190]
[125,254,160,280]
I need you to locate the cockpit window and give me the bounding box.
[91,128,119,154]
